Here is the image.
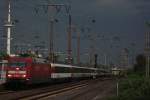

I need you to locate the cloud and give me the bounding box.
[128,0,150,16]
[95,0,127,6]
[0,0,146,64]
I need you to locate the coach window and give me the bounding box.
[55,67,70,73]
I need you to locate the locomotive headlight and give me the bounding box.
[26,78,29,80]
[8,74,12,77]
[16,67,20,70]
[22,75,26,78]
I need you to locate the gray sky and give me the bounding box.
[0,0,150,65]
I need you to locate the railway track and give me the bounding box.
[0,78,112,100]
[19,82,89,100]
[0,79,93,100]
[0,91,15,95]
[19,78,111,100]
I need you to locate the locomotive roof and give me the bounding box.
[7,56,48,63]
[8,56,32,61]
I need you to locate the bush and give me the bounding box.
[0,52,9,60]
[109,75,150,100]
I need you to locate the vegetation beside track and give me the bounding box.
[108,74,150,100]
[107,53,150,100]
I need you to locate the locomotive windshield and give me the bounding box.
[8,62,26,67]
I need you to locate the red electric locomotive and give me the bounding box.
[6,56,51,84]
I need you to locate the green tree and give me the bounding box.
[134,54,146,74]
[0,52,9,60]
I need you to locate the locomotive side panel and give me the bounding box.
[30,63,51,84]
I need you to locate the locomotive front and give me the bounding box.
[6,57,32,84]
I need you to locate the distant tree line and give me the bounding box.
[134,54,146,74]
[0,52,9,60]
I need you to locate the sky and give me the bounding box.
[0,0,150,65]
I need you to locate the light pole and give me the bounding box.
[4,0,13,55]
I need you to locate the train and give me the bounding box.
[5,56,104,85]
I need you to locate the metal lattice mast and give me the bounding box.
[145,32,150,77]
[120,48,129,68]
[4,0,13,55]
[67,14,72,64]
[42,3,65,62]
[89,37,94,65]
[49,19,54,62]
[77,29,80,64]
[71,25,80,65]
[41,3,71,64]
